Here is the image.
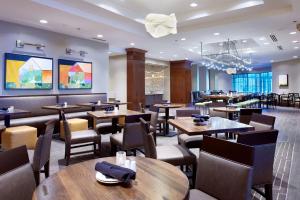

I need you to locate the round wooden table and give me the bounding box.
[154,104,184,137]
[33,157,189,200]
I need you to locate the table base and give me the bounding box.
[157,130,177,137]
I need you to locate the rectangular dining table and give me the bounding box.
[168,117,254,136]
[0,109,30,127]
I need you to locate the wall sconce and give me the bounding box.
[66,48,88,57]
[16,40,45,50]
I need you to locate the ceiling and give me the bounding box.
[0,0,299,67]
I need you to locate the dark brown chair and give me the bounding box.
[32,120,55,185]
[0,145,36,200]
[249,113,276,131]
[0,125,5,146]
[176,109,203,149]
[149,105,165,133]
[61,111,101,166]
[239,108,262,125]
[110,114,151,155]
[190,151,253,200]
[140,118,197,185]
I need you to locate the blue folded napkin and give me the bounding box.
[95,161,136,184]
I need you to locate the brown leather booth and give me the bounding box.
[0,93,107,135]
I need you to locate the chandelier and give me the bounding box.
[198,39,253,74]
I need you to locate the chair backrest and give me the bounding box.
[138,102,145,113]
[149,105,159,112]
[122,120,147,150]
[147,111,158,128]
[237,130,278,185]
[176,109,200,117]
[0,146,36,200]
[125,114,151,123]
[32,120,56,171]
[60,110,72,143]
[140,118,157,159]
[249,113,275,131]
[195,151,253,200]
[239,108,262,124]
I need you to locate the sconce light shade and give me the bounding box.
[145,13,177,38]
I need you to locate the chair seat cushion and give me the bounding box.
[110,133,123,146]
[70,130,100,143]
[189,189,217,200]
[156,144,196,166]
[178,134,203,149]
[249,121,273,131]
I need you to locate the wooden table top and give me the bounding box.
[213,107,240,113]
[42,105,80,110]
[0,109,30,116]
[33,157,189,200]
[87,109,142,119]
[168,117,253,135]
[154,103,185,109]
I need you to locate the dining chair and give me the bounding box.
[202,130,278,200]
[239,108,262,125]
[176,109,203,149]
[0,125,5,147]
[32,120,55,185]
[0,145,36,200]
[140,118,197,185]
[249,113,276,131]
[61,110,101,166]
[110,114,151,155]
[293,93,300,108]
[189,151,253,200]
[149,105,165,133]
[147,111,158,144]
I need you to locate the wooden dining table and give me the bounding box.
[168,117,254,136]
[33,157,189,200]
[77,103,112,111]
[213,107,240,120]
[0,109,30,127]
[42,105,81,120]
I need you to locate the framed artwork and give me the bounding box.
[279,74,288,86]
[4,53,53,89]
[58,59,92,89]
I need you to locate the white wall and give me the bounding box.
[272,59,300,93]
[0,20,109,96]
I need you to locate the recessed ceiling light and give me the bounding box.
[259,37,266,41]
[130,42,135,46]
[181,38,186,41]
[242,40,247,43]
[294,47,299,49]
[213,32,220,36]
[293,56,298,59]
[97,34,103,38]
[39,19,48,24]
[290,31,297,35]
[264,42,270,45]
[270,60,274,63]
[185,57,189,60]
[190,3,198,7]
[293,40,299,43]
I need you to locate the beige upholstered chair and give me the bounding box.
[61,111,101,166]
[176,109,203,149]
[32,120,55,185]
[0,146,36,200]
[190,151,253,200]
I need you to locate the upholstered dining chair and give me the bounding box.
[110,114,151,155]
[239,108,262,125]
[176,109,203,149]
[249,113,276,131]
[189,151,253,200]
[149,105,165,133]
[140,118,197,185]
[0,145,36,200]
[61,111,101,166]
[32,120,55,185]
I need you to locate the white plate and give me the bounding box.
[96,172,120,184]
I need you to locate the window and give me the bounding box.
[232,72,272,94]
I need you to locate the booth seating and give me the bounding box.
[0,93,107,135]
[60,118,89,139]
[1,126,37,150]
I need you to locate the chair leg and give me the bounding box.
[192,163,197,188]
[34,170,40,186]
[265,184,273,200]
[65,144,71,166]
[110,143,117,156]
[44,161,50,178]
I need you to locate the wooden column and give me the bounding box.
[126,48,147,110]
[170,60,192,104]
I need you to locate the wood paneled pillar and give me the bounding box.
[126,48,147,110]
[170,60,192,104]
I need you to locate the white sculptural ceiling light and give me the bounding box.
[145,13,177,38]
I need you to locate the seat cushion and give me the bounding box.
[249,121,273,131]
[110,133,123,146]
[70,130,100,144]
[156,144,196,166]
[178,134,203,149]
[189,189,217,200]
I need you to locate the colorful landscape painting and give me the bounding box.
[58,59,92,89]
[5,53,53,89]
